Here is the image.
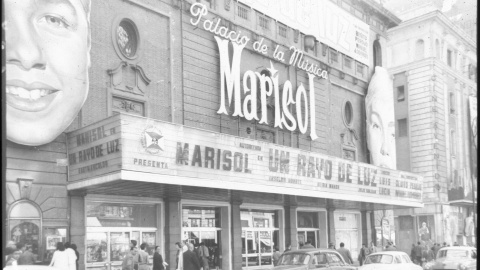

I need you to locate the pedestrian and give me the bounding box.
[184,243,201,270]
[284,243,292,253]
[358,243,370,266]
[49,242,70,269]
[213,243,221,270]
[413,242,423,265]
[301,241,314,249]
[18,245,36,265]
[65,242,77,270]
[71,244,80,270]
[442,242,447,248]
[153,245,165,270]
[131,240,138,250]
[122,247,137,270]
[427,246,435,262]
[369,242,377,254]
[337,242,353,264]
[273,247,281,266]
[138,243,150,270]
[6,250,22,266]
[175,242,184,270]
[5,241,16,262]
[199,242,210,270]
[433,243,441,258]
[328,242,335,250]
[194,243,202,268]
[410,244,416,261]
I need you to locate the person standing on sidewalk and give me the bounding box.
[199,242,210,270]
[358,243,370,266]
[337,243,353,265]
[413,242,423,265]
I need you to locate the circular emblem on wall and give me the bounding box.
[141,126,164,154]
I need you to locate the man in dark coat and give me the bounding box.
[413,242,423,265]
[337,243,353,264]
[184,243,201,270]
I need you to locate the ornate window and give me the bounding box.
[373,39,382,67]
[9,201,42,256]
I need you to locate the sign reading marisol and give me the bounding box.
[67,115,423,206]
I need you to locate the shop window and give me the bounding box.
[241,209,280,267]
[86,202,156,227]
[373,39,382,67]
[44,228,67,263]
[182,206,222,269]
[397,118,408,137]
[447,50,453,67]
[237,5,249,20]
[297,212,320,248]
[397,85,405,102]
[415,39,424,60]
[9,201,42,259]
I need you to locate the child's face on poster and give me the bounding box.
[5,0,90,146]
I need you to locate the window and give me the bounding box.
[341,1,351,10]
[330,50,338,63]
[278,24,287,38]
[449,92,455,114]
[9,201,42,259]
[373,40,382,67]
[343,101,353,127]
[344,57,352,68]
[197,0,213,9]
[397,86,405,101]
[356,63,364,76]
[398,118,408,137]
[258,15,270,31]
[415,39,425,60]
[237,5,249,20]
[447,50,453,66]
[450,130,456,156]
[116,19,139,59]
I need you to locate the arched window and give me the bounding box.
[435,39,440,58]
[373,39,382,67]
[415,39,425,60]
[9,201,42,256]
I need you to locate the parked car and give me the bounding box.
[4,266,60,270]
[423,246,477,270]
[273,248,357,270]
[358,251,422,270]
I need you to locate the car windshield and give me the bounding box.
[278,253,311,266]
[438,250,469,258]
[364,254,393,264]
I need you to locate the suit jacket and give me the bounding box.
[153,252,165,270]
[183,250,201,270]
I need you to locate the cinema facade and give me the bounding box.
[5,0,423,270]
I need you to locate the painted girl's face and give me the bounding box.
[5,0,90,146]
[367,95,396,169]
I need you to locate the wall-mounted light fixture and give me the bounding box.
[304,34,316,51]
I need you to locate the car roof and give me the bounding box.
[367,251,409,256]
[283,248,339,254]
[439,246,476,251]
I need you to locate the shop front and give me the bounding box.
[66,113,423,270]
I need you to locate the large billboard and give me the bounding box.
[67,114,423,207]
[237,0,370,64]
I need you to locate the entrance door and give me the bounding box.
[183,229,220,269]
[242,229,273,269]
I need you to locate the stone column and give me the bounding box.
[361,210,369,246]
[69,191,86,270]
[231,191,243,270]
[284,195,298,250]
[165,186,182,270]
[220,206,230,270]
[326,202,336,246]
